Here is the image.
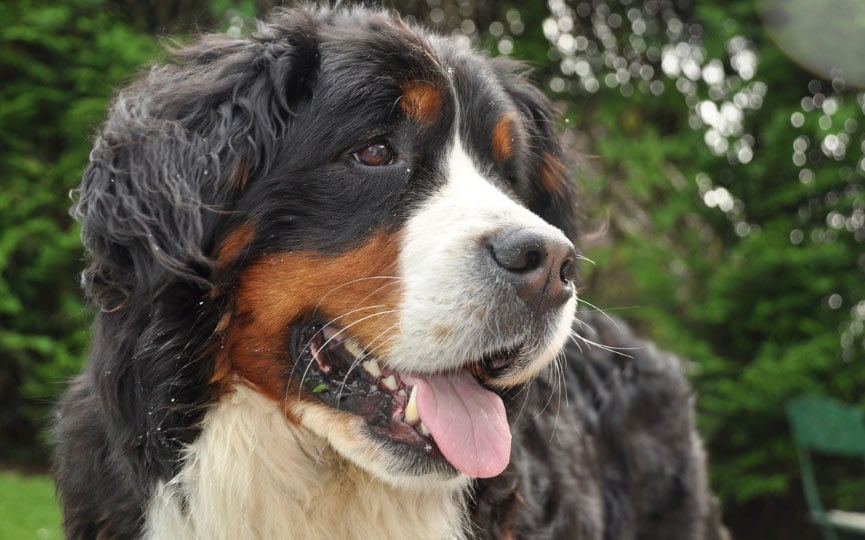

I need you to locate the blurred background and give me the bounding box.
[1,0,863,538]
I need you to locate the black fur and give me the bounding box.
[54,6,724,539]
[471,312,728,539]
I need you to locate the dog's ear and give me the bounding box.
[492,59,579,243]
[74,16,319,310]
[61,14,321,488]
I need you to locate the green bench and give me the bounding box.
[787,395,865,540]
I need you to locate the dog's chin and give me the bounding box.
[286,301,575,485]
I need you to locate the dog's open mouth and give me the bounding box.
[291,320,522,478]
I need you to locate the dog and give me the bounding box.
[54,6,726,539]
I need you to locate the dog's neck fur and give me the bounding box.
[143,384,470,540]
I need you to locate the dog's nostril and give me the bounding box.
[488,231,547,274]
[559,256,576,284]
[497,245,544,273]
[520,248,543,272]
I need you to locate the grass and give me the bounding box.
[0,470,62,539]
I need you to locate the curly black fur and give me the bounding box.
[56,12,324,536]
[54,6,726,539]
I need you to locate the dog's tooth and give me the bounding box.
[382,375,398,391]
[363,359,381,378]
[398,389,407,398]
[344,338,365,359]
[404,384,419,424]
[419,421,430,437]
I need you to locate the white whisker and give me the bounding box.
[576,297,625,331]
[333,322,401,406]
[288,309,399,400]
[568,329,638,359]
[508,377,535,427]
[290,303,388,374]
[546,350,568,444]
[312,276,401,314]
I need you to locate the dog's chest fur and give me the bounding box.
[143,385,469,540]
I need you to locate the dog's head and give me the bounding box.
[76,7,579,486]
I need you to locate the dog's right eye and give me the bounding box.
[352,142,394,167]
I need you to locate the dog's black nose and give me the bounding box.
[487,228,577,310]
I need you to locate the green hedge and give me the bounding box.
[0,0,154,463]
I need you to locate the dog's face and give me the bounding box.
[81,8,578,487]
[212,11,579,485]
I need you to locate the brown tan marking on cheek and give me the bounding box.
[400,81,442,126]
[539,152,568,196]
[491,113,516,163]
[220,232,403,402]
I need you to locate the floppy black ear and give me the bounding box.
[76,115,219,309]
[492,59,579,243]
[55,15,322,530]
[74,16,319,310]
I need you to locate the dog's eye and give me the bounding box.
[352,142,394,167]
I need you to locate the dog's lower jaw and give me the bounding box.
[143,384,471,540]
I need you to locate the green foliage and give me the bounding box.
[0,471,62,539]
[0,0,154,462]
[2,1,864,539]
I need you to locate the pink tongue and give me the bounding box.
[402,371,511,478]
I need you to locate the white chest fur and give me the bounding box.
[143,385,469,540]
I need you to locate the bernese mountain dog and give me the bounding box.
[54,5,727,539]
